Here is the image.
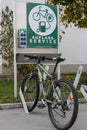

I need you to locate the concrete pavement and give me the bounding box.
[0,103,87,130]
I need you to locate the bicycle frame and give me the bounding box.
[36,63,72,107]
[24,54,66,103]
[36,64,57,102]
[38,6,49,18]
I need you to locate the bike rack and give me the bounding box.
[74,65,87,102]
[19,88,29,114]
[69,66,83,99]
[73,66,83,89]
[80,85,87,101]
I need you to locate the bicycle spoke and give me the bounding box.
[48,79,78,130]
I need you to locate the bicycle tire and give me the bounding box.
[47,79,78,130]
[33,12,41,21]
[21,72,40,112]
[46,13,54,22]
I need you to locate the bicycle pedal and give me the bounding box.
[38,103,46,109]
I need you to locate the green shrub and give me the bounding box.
[17,64,36,80]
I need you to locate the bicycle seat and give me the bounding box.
[52,57,65,63]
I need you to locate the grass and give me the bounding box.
[61,73,87,98]
[0,77,21,104]
[0,72,87,104]
[61,72,87,89]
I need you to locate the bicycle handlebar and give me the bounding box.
[24,55,65,64]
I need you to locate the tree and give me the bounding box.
[47,0,87,28]
[0,6,13,67]
[0,6,35,77]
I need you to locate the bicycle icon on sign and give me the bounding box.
[32,6,54,32]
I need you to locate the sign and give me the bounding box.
[27,3,58,48]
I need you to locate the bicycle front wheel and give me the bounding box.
[33,12,40,21]
[48,79,78,130]
[21,72,40,112]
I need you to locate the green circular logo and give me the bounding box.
[28,5,57,36]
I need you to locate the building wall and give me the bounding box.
[60,26,87,65]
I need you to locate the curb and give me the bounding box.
[0,103,22,110]
[0,98,87,110]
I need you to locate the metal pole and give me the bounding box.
[57,5,60,80]
[13,0,17,98]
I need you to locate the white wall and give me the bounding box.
[60,26,87,65]
[1,0,12,8]
[0,56,2,66]
[79,29,87,64]
[1,0,45,9]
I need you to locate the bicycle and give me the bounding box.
[32,6,54,22]
[21,55,78,130]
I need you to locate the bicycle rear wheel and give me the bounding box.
[21,72,40,112]
[48,79,78,130]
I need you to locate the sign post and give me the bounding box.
[13,0,59,113]
[13,0,59,97]
[13,0,17,98]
